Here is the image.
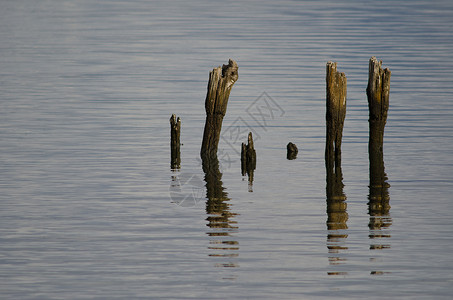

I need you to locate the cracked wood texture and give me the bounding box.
[367,56,391,195]
[201,59,238,160]
[325,61,347,169]
[367,57,391,167]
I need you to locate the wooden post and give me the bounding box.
[201,59,238,161]
[367,56,391,185]
[241,132,256,192]
[286,142,298,160]
[325,61,347,169]
[170,114,181,169]
[241,132,256,176]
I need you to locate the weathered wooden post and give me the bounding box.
[241,132,256,176]
[286,142,298,160]
[241,132,256,191]
[170,114,181,169]
[201,59,238,161]
[325,61,347,169]
[367,56,391,188]
[367,57,392,241]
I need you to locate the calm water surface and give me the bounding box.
[1,0,453,299]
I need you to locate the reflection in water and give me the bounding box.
[368,145,392,273]
[242,165,254,193]
[326,158,348,275]
[202,155,239,269]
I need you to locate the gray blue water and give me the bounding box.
[1,0,453,299]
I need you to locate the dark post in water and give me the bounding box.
[241,132,256,191]
[201,59,238,161]
[170,114,181,169]
[241,132,256,176]
[367,56,391,185]
[367,56,392,246]
[325,61,347,169]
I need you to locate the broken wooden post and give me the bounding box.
[367,56,391,183]
[241,132,256,192]
[286,142,298,160]
[241,132,256,176]
[201,59,238,161]
[325,61,347,169]
[170,114,181,169]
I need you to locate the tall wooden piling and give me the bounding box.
[201,59,238,161]
[325,61,347,169]
[170,114,181,169]
[367,56,391,176]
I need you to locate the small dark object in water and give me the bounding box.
[287,142,298,160]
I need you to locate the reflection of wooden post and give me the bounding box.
[368,150,392,248]
[201,59,238,160]
[326,165,347,230]
[170,114,181,169]
[325,62,347,169]
[326,163,348,265]
[203,157,233,230]
[202,152,239,267]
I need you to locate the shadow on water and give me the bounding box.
[202,155,239,270]
[326,157,348,276]
[368,142,392,275]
